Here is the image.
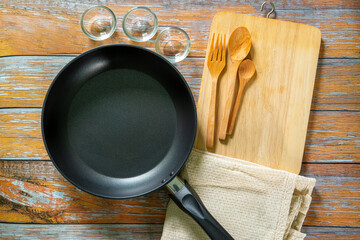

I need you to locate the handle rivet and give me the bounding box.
[170,171,174,176]
[162,179,166,183]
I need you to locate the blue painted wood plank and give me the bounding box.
[0,56,358,109]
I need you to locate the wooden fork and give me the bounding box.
[206,33,226,149]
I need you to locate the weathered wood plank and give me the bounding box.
[0,56,359,110]
[304,111,360,163]
[0,161,358,226]
[0,0,358,237]
[1,109,359,163]
[300,164,360,226]
[0,56,202,108]
[0,4,359,58]
[0,224,359,240]
[302,227,360,239]
[0,161,168,223]
[1,0,360,11]
[0,109,48,160]
[0,223,163,239]
[312,59,360,111]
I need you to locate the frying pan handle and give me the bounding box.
[168,178,234,240]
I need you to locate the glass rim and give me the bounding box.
[155,27,191,63]
[122,6,159,42]
[80,5,117,41]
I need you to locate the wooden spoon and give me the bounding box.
[227,59,256,135]
[218,27,251,140]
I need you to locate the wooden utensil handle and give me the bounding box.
[227,81,246,135]
[218,65,239,140]
[206,80,218,149]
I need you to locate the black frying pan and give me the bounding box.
[42,44,233,240]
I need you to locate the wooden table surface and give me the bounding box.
[0,0,359,239]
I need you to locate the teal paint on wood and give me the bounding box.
[0,56,202,108]
[0,0,359,237]
[0,177,72,209]
[0,223,163,240]
[0,56,359,109]
[1,108,359,163]
[0,161,358,226]
[302,227,360,239]
[0,4,359,57]
[0,224,359,239]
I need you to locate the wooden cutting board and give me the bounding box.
[194,11,321,174]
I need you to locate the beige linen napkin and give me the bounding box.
[161,149,315,240]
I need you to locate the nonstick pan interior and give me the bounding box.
[42,45,196,198]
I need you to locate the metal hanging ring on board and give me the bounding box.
[260,1,275,18]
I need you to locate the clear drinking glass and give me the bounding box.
[81,6,117,41]
[122,6,158,42]
[155,27,191,63]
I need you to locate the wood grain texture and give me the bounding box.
[194,11,321,174]
[0,161,168,223]
[302,227,360,239]
[0,225,359,240]
[2,0,360,11]
[0,2,359,58]
[0,109,48,160]
[0,0,359,237]
[0,160,358,226]
[0,223,163,239]
[1,56,359,110]
[304,111,360,163]
[1,109,359,163]
[300,164,360,226]
[312,58,360,111]
[0,56,201,108]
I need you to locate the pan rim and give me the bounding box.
[41,44,197,199]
